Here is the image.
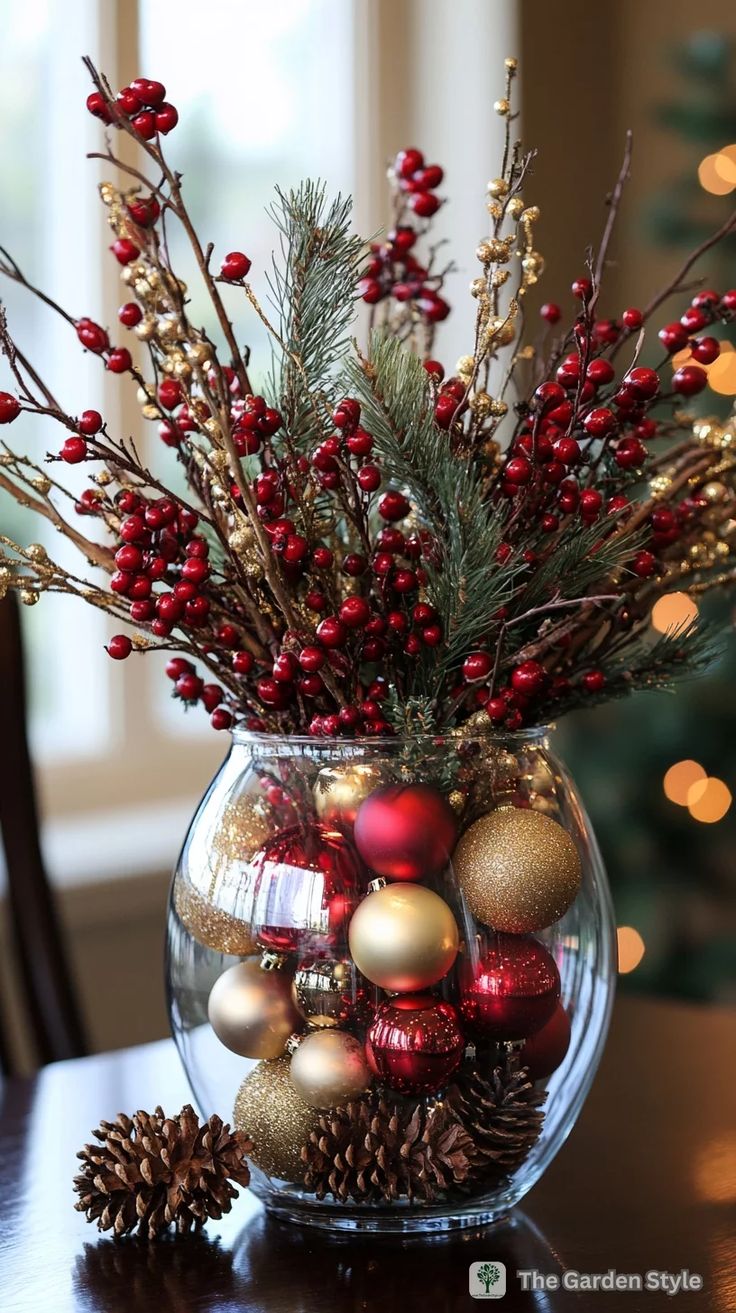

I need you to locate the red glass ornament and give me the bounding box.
[366,994,464,1095]
[354,783,457,880]
[250,824,362,953]
[459,935,560,1040]
[522,1001,571,1080]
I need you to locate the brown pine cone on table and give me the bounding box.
[73,1104,252,1239]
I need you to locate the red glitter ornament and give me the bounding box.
[459,935,560,1041]
[250,824,362,953]
[366,993,465,1095]
[522,1001,571,1080]
[354,783,457,880]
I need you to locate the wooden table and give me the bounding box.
[1,996,733,1312]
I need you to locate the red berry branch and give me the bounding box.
[0,56,735,738]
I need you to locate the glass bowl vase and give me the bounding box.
[166,728,615,1235]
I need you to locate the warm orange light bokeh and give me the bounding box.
[698,153,735,195]
[687,777,732,823]
[617,926,646,974]
[663,759,706,806]
[651,592,699,634]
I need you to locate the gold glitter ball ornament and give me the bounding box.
[313,763,383,826]
[454,808,581,933]
[207,958,301,1060]
[289,1030,372,1109]
[348,883,459,992]
[212,793,273,865]
[234,1058,316,1182]
[173,875,257,956]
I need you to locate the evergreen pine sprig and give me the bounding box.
[266,181,365,451]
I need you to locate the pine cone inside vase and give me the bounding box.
[445,1058,546,1183]
[302,1094,476,1205]
[73,1105,253,1239]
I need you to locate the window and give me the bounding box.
[0,0,356,879]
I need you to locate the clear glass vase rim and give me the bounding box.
[228,724,555,750]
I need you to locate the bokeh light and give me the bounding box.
[651,592,699,634]
[706,350,736,395]
[687,776,732,823]
[617,926,646,974]
[713,145,736,185]
[663,759,706,806]
[698,152,735,195]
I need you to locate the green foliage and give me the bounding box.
[266,181,365,451]
[344,334,523,687]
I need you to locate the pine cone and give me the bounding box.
[73,1105,253,1239]
[302,1094,476,1205]
[445,1059,546,1182]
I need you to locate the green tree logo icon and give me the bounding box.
[476,1264,501,1295]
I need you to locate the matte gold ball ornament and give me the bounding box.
[454,808,582,934]
[289,1030,372,1108]
[233,1058,316,1181]
[207,958,302,1059]
[348,883,460,992]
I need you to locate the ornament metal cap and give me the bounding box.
[285,1032,304,1056]
[367,877,388,893]
[260,950,288,972]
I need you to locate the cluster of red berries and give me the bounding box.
[59,408,104,464]
[393,148,444,218]
[359,225,450,324]
[76,316,132,375]
[107,492,211,634]
[456,647,607,732]
[161,657,232,731]
[86,78,178,139]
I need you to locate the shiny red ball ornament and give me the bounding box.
[459,935,560,1040]
[522,1001,571,1080]
[366,994,465,1095]
[250,824,362,954]
[354,783,457,880]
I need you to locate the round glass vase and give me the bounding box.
[166,729,615,1236]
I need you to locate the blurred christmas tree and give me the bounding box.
[564,32,736,1006]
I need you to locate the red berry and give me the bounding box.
[86,91,112,122]
[182,557,209,584]
[424,359,445,381]
[339,596,370,628]
[396,148,424,179]
[632,550,657,578]
[541,513,559,533]
[410,191,440,218]
[158,379,183,410]
[127,195,160,227]
[0,393,21,423]
[220,251,252,281]
[272,652,298,683]
[107,347,132,374]
[586,358,615,386]
[680,306,709,333]
[155,103,179,134]
[624,367,659,400]
[486,696,507,723]
[691,336,720,365]
[672,364,707,396]
[571,277,592,302]
[622,308,643,330]
[534,381,566,411]
[211,708,232,731]
[511,659,546,697]
[463,651,493,682]
[332,398,361,429]
[78,408,103,435]
[130,78,167,107]
[232,650,254,675]
[582,669,606,693]
[114,544,143,572]
[76,319,109,353]
[607,494,631,516]
[107,634,132,660]
[132,111,157,140]
[312,545,334,569]
[658,322,689,354]
[504,456,533,485]
[378,490,411,521]
[579,488,603,519]
[358,276,383,304]
[583,407,616,437]
[720,290,736,312]
[553,437,581,465]
[316,616,347,648]
[614,436,647,469]
[165,657,193,681]
[540,302,561,324]
[342,552,367,576]
[346,427,373,457]
[299,646,324,672]
[118,302,143,328]
[61,436,87,463]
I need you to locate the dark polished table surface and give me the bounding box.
[1,995,734,1312]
